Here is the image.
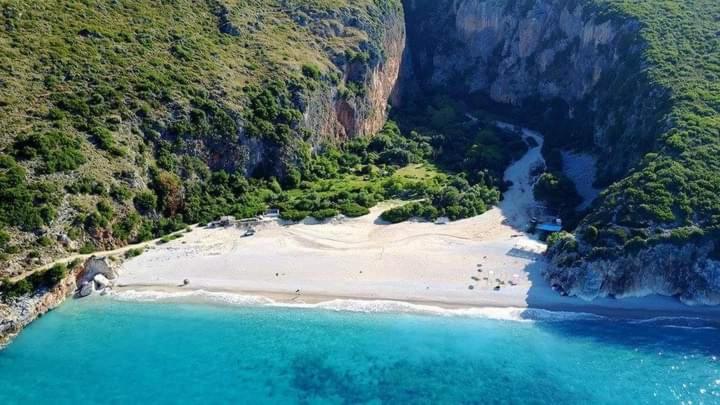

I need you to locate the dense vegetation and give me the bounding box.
[1,0,719,294]
[0,261,74,300]
[560,0,720,260]
[0,0,401,278]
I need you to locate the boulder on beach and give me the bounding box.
[78,281,95,298]
[81,257,118,284]
[93,274,110,289]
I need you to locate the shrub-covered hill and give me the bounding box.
[398,0,720,303]
[0,0,403,276]
[544,0,720,303]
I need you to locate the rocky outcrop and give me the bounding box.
[546,236,720,305]
[396,0,719,305]
[399,0,670,183]
[0,265,79,347]
[0,256,120,347]
[302,4,405,142]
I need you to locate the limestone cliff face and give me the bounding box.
[0,267,78,347]
[398,0,718,305]
[235,4,405,176]
[399,0,670,182]
[545,237,720,305]
[303,5,405,142]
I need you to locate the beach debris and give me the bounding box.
[471,276,480,281]
[493,286,501,291]
[275,273,279,277]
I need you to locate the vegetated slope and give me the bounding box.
[398,0,720,304]
[547,0,720,304]
[0,0,404,277]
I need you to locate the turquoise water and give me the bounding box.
[1,298,719,404]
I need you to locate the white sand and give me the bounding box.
[115,125,720,319]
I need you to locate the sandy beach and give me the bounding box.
[115,127,720,320]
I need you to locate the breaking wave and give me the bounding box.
[109,289,605,323]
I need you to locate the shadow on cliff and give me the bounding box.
[517,255,720,357]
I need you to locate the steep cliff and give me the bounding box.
[399,0,670,182]
[0,263,79,347]
[398,0,720,305]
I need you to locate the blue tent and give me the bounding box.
[537,223,562,232]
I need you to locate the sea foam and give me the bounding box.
[110,289,604,323]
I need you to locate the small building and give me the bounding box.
[220,216,236,227]
[434,216,450,225]
[264,208,281,218]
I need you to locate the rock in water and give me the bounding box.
[78,281,95,298]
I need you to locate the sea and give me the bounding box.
[0,293,718,404]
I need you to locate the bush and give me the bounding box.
[79,242,95,254]
[12,131,85,173]
[339,202,370,218]
[125,248,144,258]
[110,184,132,202]
[311,208,338,220]
[280,209,309,222]
[533,172,582,212]
[301,64,322,80]
[134,190,158,213]
[0,278,33,300]
[0,229,9,250]
[91,127,125,156]
[153,171,184,216]
[42,264,68,286]
[67,176,107,195]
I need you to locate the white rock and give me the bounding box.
[93,274,110,289]
[82,257,118,283]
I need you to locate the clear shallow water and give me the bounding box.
[0,298,719,404]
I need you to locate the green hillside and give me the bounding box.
[562,0,720,258]
[0,0,402,276]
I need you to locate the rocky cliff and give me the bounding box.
[545,234,720,305]
[399,0,670,182]
[0,266,78,347]
[398,0,719,305]
[0,257,120,347]
[302,3,405,142]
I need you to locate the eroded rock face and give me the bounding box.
[398,0,718,305]
[303,4,405,141]
[80,256,118,285]
[0,265,79,347]
[399,0,670,182]
[546,238,720,305]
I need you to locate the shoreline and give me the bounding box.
[112,284,720,322]
[110,125,720,323]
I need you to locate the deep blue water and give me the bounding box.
[0,298,719,404]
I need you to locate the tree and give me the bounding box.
[154,171,184,217]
